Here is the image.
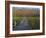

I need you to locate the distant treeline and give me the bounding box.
[15,14,40,17]
[13,7,40,17]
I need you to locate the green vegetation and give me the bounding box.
[13,16,22,28]
[13,7,40,30]
[13,16,40,30]
[27,17,40,29]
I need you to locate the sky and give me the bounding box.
[13,7,40,10]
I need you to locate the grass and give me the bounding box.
[27,17,40,29]
[13,16,40,30]
[13,16,22,28]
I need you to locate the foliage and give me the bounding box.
[13,16,22,29]
[27,17,40,29]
